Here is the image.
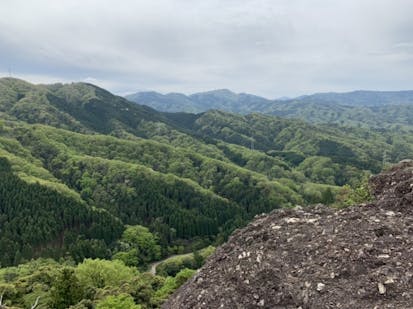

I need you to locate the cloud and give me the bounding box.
[0,0,412,97]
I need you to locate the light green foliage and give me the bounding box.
[96,294,141,309]
[0,258,196,308]
[113,249,140,268]
[174,268,196,286]
[0,259,64,308]
[49,268,83,309]
[114,225,161,266]
[75,259,137,288]
[334,177,372,208]
[153,268,196,303]
[191,110,410,178]
[20,123,304,215]
[298,156,340,185]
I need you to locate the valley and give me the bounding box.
[0,78,412,308]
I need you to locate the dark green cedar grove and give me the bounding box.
[0,157,123,267]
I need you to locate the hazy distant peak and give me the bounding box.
[193,88,234,95]
[189,89,237,99]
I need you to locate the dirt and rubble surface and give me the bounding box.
[164,160,413,309]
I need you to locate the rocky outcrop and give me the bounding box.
[164,160,413,308]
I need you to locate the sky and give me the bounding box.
[0,0,413,98]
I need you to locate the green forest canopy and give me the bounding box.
[0,77,412,308]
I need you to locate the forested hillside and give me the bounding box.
[0,77,412,308]
[126,89,269,114]
[127,89,413,129]
[0,157,123,267]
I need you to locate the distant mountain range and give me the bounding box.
[126,89,269,114]
[126,89,413,129]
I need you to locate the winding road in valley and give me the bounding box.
[148,253,192,275]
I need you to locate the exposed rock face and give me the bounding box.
[164,160,413,309]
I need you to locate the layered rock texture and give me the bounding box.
[165,160,413,308]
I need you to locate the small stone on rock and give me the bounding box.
[285,217,300,223]
[378,282,386,295]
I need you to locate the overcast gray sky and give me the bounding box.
[0,0,412,98]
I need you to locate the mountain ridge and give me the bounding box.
[0,77,412,267]
[126,88,413,129]
[0,77,412,308]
